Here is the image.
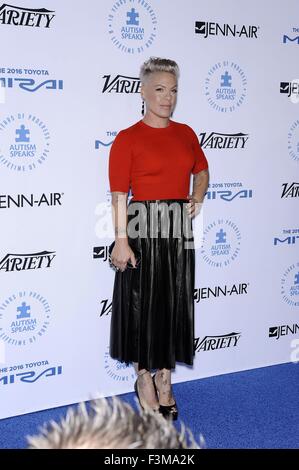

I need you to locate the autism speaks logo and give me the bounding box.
[201,219,241,267]
[288,119,299,163]
[0,112,50,172]
[0,290,51,347]
[205,60,247,112]
[108,0,157,54]
[281,262,299,308]
[104,348,135,382]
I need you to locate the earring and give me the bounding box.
[141,100,145,116]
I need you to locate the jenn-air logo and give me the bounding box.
[280,81,299,98]
[269,324,299,340]
[0,4,55,27]
[194,283,249,302]
[93,245,109,262]
[102,75,141,93]
[0,192,63,209]
[195,21,259,38]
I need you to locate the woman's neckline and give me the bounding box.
[139,119,173,130]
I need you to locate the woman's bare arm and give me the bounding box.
[111,192,136,270]
[192,169,209,203]
[187,169,210,217]
[111,191,128,240]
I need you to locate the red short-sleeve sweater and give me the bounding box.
[109,119,208,201]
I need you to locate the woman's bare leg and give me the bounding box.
[154,368,175,406]
[133,363,159,410]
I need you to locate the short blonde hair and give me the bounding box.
[27,397,203,449]
[140,57,180,84]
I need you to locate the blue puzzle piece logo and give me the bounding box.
[126,8,139,25]
[220,71,232,88]
[15,124,30,142]
[215,228,227,244]
[16,301,31,319]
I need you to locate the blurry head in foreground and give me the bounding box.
[27,397,204,449]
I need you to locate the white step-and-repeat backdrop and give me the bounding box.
[0,0,298,419]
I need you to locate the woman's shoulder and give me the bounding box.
[112,121,141,147]
[117,120,143,136]
[170,120,197,137]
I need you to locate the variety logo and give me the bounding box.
[281,182,299,198]
[280,81,299,98]
[195,21,259,39]
[0,362,62,386]
[104,348,135,382]
[0,112,50,171]
[108,0,157,54]
[0,291,51,346]
[288,120,299,162]
[99,299,112,317]
[281,262,299,307]
[269,324,299,340]
[194,283,249,303]
[194,332,241,352]
[283,28,299,44]
[0,68,63,93]
[0,251,56,272]
[0,4,55,27]
[205,60,247,112]
[201,219,241,267]
[206,182,253,202]
[199,131,249,149]
[0,192,64,209]
[274,229,299,246]
[102,74,140,93]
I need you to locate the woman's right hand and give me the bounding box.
[111,241,137,271]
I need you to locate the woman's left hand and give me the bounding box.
[186,194,202,218]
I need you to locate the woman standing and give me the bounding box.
[108,57,209,420]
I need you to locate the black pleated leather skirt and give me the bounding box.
[109,199,195,371]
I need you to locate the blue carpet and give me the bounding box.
[0,362,298,449]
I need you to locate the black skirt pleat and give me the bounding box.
[109,199,195,370]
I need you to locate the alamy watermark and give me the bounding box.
[290,79,299,104]
[290,338,299,363]
[95,199,204,249]
[0,81,5,104]
[0,340,5,364]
